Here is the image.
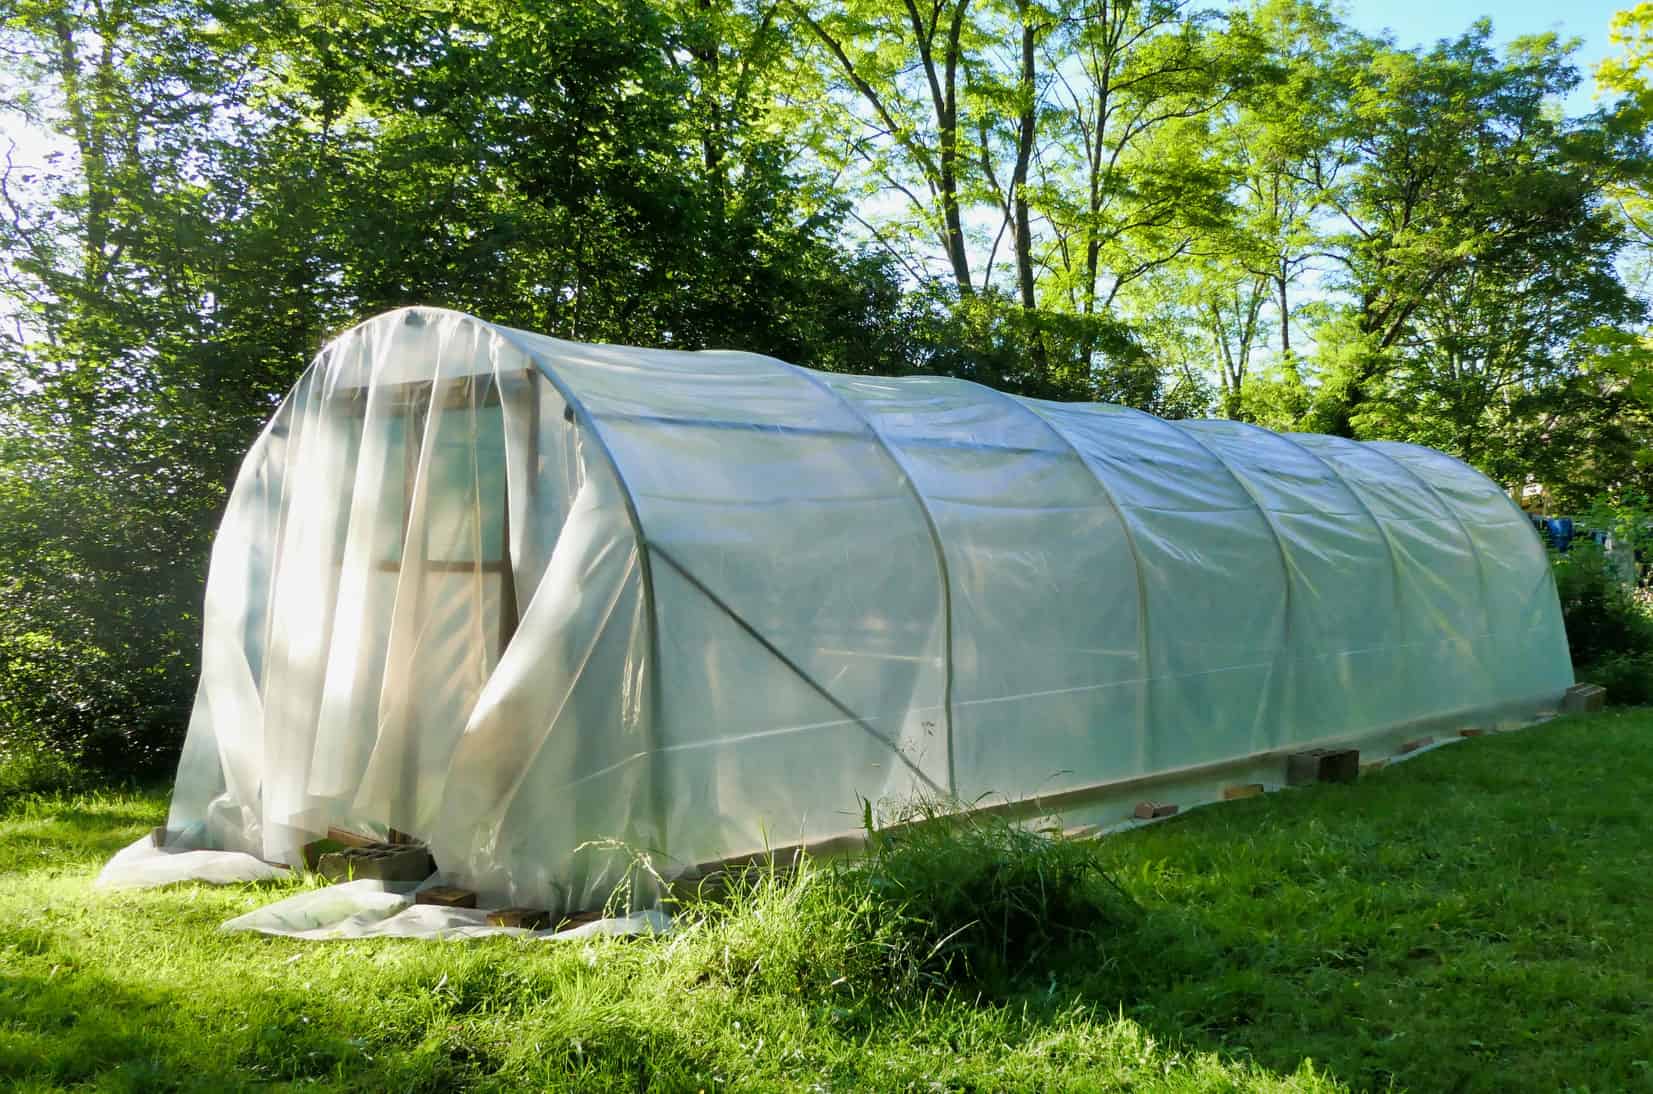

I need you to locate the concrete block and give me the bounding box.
[1286,748,1359,786]
[1222,783,1265,800]
[316,842,434,884]
[415,886,477,908]
[1133,801,1178,819]
[486,907,551,930]
[1319,748,1360,783]
[1562,683,1606,714]
[302,838,347,871]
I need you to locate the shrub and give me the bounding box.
[1552,543,1653,670]
[0,732,86,802]
[1579,651,1653,706]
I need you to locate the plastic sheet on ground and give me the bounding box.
[96,833,290,889]
[217,879,672,941]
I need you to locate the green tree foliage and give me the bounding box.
[1306,25,1650,463]
[0,0,921,769]
[787,0,1240,400]
[1124,0,1352,420]
[1597,2,1653,254]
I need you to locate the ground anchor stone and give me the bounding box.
[1285,748,1360,786]
[315,843,434,884]
[1562,683,1607,714]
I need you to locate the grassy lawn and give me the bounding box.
[2,709,1651,1092]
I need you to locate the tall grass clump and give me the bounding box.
[666,799,1139,1003]
[852,799,1140,981]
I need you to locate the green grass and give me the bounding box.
[3,710,1652,1091]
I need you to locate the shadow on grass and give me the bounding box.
[1,966,253,1091]
[1036,717,1653,1093]
[0,953,815,1092]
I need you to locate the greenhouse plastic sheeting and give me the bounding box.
[96,832,289,889]
[216,879,671,941]
[161,307,1573,914]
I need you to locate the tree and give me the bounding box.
[0,0,920,769]
[1305,26,1644,441]
[790,0,981,295]
[1115,0,1352,422]
[1032,0,1237,323]
[790,0,1244,399]
[1598,4,1653,285]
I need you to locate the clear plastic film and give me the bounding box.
[166,307,1575,914]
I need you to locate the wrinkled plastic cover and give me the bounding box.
[96,833,289,888]
[162,307,1573,913]
[216,879,671,941]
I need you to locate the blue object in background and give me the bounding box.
[1545,517,1575,553]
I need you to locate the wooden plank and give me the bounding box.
[326,826,378,848]
[374,559,510,574]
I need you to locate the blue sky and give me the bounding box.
[1342,0,1631,114]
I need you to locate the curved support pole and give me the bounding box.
[1133,412,1297,749]
[957,385,1157,776]
[501,326,951,802]
[1248,428,1410,645]
[1360,442,1496,644]
[484,319,672,847]
[765,360,959,796]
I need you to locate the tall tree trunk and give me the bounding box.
[1011,1,1037,313]
[934,0,973,295]
[49,10,113,290]
[1011,0,1045,371]
[1275,265,1291,369]
[695,0,727,229]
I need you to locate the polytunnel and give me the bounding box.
[164,307,1575,913]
